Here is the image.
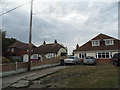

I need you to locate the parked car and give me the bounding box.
[112,53,120,66]
[83,56,96,65]
[64,56,81,65]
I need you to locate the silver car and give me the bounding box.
[83,56,96,65]
[64,56,80,65]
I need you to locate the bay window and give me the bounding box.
[96,52,112,59]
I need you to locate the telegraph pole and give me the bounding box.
[28,0,33,71]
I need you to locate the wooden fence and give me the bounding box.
[1,57,112,77]
[1,58,60,72]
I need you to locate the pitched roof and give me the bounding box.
[74,33,120,52]
[32,43,66,54]
[91,33,115,40]
[8,41,36,50]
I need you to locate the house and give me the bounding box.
[31,40,67,60]
[73,33,120,61]
[6,41,36,61]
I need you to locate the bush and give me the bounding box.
[12,59,22,62]
[1,56,11,64]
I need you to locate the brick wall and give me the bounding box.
[80,58,112,63]
[96,59,112,63]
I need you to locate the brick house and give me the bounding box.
[6,41,36,61]
[73,33,120,61]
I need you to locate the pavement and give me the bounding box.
[1,66,66,89]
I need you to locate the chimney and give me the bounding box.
[43,41,46,44]
[76,44,79,49]
[54,40,57,43]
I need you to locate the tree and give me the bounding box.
[0,29,18,55]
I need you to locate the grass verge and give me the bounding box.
[39,63,119,88]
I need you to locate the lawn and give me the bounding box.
[35,63,119,88]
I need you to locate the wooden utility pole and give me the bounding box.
[28,0,33,71]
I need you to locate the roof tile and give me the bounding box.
[74,33,120,52]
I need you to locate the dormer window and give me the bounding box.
[104,39,114,45]
[91,40,100,46]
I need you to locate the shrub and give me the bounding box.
[1,56,11,64]
[13,59,22,62]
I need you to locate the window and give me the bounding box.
[32,54,38,59]
[27,49,33,52]
[11,48,14,52]
[79,53,86,59]
[91,40,100,46]
[96,52,112,59]
[47,53,54,58]
[104,39,114,45]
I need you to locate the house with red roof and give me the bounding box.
[30,40,67,61]
[73,33,120,61]
[6,41,36,61]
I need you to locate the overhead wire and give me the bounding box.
[0,2,30,16]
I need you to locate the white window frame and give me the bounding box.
[47,53,54,58]
[33,54,38,59]
[32,54,38,59]
[95,52,112,59]
[91,40,100,46]
[104,39,114,45]
[11,48,14,52]
[79,53,86,59]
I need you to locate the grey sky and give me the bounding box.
[1,0,118,54]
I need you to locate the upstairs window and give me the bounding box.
[11,48,14,52]
[104,39,114,45]
[91,40,100,46]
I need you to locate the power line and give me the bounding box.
[0,3,26,16]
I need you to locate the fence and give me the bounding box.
[1,58,60,77]
[1,58,112,77]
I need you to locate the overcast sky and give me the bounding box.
[1,0,119,54]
